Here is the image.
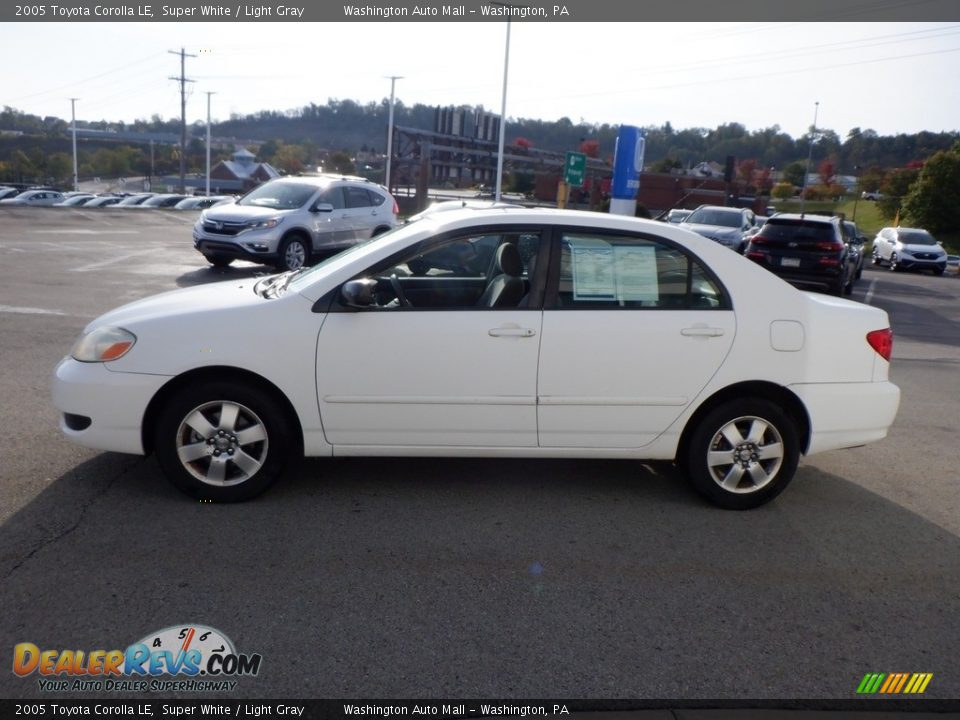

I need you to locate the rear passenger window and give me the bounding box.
[345,187,373,208]
[552,232,727,310]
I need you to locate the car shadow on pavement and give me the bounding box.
[174,263,270,288]
[2,453,959,700]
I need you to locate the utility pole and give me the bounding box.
[384,76,402,192]
[799,100,819,217]
[169,47,196,193]
[69,98,79,192]
[493,8,512,201]
[205,91,216,197]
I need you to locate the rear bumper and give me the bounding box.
[789,381,900,455]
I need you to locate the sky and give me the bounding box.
[3,21,960,140]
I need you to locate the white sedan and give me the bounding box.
[53,208,900,509]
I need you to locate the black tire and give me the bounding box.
[843,270,854,295]
[154,381,295,502]
[371,225,392,237]
[889,253,901,272]
[683,398,800,510]
[871,251,883,266]
[933,268,945,276]
[207,254,233,268]
[276,235,310,272]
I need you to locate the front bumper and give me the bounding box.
[52,357,171,455]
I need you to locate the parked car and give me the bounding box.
[54,208,899,510]
[137,193,189,208]
[680,204,756,252]
[174,195,235,211]
[861,191,882,201]
[54,194,96,207]
[0,189,65,206]
[0,186,19,201]
[83,195,123,208]
[745,214,857,296]
[871,226,948,275]
[664,208,692,224]
[192,175,399,271]
[115,193,157,207]
[843,220,868,280]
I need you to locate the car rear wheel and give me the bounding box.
[684,398,800,510]
[154,381,294,502]
[276,236,309,272]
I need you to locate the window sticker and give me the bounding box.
[568,237,616,301]
[614,245,658,303]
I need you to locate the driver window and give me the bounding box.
[348,230,542,310]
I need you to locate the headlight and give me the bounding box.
[247,217,282,230]
[71,327,137,363]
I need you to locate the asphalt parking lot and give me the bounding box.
[1,208,959,704]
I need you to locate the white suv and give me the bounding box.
[871,226,948,275]
[193,175,398,271]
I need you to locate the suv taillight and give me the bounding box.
[815,241,845,252]
[867,328,893,362]
[392,198,399,215]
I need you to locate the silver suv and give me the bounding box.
[193,175,398,271]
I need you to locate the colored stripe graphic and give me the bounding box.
[857,672,932,694]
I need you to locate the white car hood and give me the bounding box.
[83,279,266,333]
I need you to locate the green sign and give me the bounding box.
[564,151,586,187]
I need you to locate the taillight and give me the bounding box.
[867,328,893,361]
[815,241,845,252]
[392,198,399,215]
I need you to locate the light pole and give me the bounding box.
[205,91,216,197]
[799,100,819,216]
[851,164,861,221]
[494,18,511,201]
[384,76,402,192]
[69,98,79,191]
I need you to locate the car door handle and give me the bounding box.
[681,326,725,337]
[489,327,536,338]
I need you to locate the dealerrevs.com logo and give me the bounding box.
[13,624,262,693]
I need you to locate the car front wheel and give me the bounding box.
[154,381,294,502]
[684,399,800,510]
[889,253,901,272]
[276,236,309,272]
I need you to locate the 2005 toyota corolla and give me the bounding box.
[53,208,900,509]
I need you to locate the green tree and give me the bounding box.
[902,146,960,234]
[326,150,354,174]
[782,161,806,187]
[878,167,920,221]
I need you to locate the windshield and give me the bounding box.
[238,181,318,210]
[899,229,937,245]
[684,208,740,228]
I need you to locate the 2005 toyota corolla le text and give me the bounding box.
[52,208,900,509]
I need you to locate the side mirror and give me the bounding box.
[312,202,334,213]
[340,278,378,308]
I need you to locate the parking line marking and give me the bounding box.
[71,249,157,272]
[864,278,878,305]
[32,229,139,235]
[0,304,67,316]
